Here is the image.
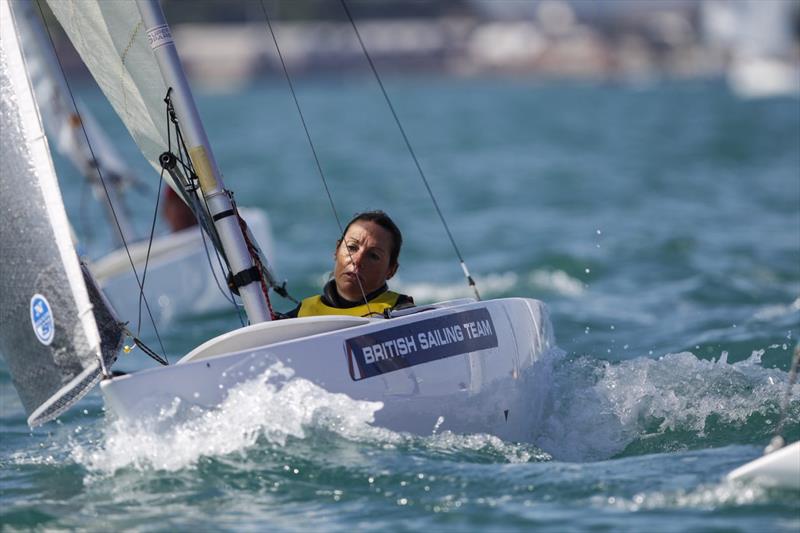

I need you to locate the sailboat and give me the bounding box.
[10,0,276,329]
[1,0,559,441]
[727,440,800,489]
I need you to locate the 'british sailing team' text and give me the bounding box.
[361,319,493,364]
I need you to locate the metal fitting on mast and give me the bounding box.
[136,0,271,323]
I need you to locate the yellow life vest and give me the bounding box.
[297,290,402,318]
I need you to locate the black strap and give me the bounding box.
[212,209,236,222]
[231,265,261,289]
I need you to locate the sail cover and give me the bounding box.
[0,0,121,427]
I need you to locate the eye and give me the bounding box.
[346,243,358,253]
[369,252,381,261]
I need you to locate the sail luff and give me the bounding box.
[134,0,271,324]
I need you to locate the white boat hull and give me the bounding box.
[727,441,800,489]
[100,298,558,441]
[91,207,273,325]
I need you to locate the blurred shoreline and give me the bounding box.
[48,0,799,98]
[173,16,719,86]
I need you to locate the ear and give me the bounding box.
[386,263,398,280]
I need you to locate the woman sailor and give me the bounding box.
[280,210,414,318]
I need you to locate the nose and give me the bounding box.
[351,249,364,268]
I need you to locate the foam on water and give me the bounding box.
[71,362,385,474]
[753,297,800,321]
[64,346,797,473]
[393,272,518,302]
[393,268,585,302]
[528,269,585,297]
[596,480,773,511]
[68,361,550,476]
[533,350,798,461]
[404,431,552,464]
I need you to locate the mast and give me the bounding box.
[135,0,271,324]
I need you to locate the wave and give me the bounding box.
[533,349,799,461]
[753,297,800,321]
[393,268,585,302]
[69,362,550,476]
[70,362,383,474]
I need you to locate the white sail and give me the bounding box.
[14,0,138,244]
[45,0,173,181]
[48,0,274,324]
[0,0,121,426]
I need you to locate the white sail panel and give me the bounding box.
[46,0,171,179]
[14,0,138,244]
[0,0,118,426]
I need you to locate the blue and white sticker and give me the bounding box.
[30,294,54,346]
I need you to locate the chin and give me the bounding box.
[336,282,357,298]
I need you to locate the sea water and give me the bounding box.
[1,77,798,531]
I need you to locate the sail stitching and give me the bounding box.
[119,21,144,138]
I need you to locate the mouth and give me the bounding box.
[342,271,361,283]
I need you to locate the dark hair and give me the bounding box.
[338,210,403,267]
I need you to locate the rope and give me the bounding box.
[35,0,169,360]
[122,327,168,366]
[238,215,276,320]
[339,0,481,301]
[258,0,374,315]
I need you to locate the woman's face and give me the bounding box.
[333,220,397,302]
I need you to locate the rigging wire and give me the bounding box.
[162,92,246,325]
[258,0,374,315]
[34,0,169,361]
[162,90,281,322]
[339,0,481,301]
[136,169,165,337]
[121,326,168,366]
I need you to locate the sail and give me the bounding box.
[13,0,138,244]
[46,0,281,323]
[45,0,174,184]
[44,0,227,249]
[0,0,122,427]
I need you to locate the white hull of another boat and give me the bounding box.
[91,207,273,324]
[727,441,800,489]
[100,298,558,441]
